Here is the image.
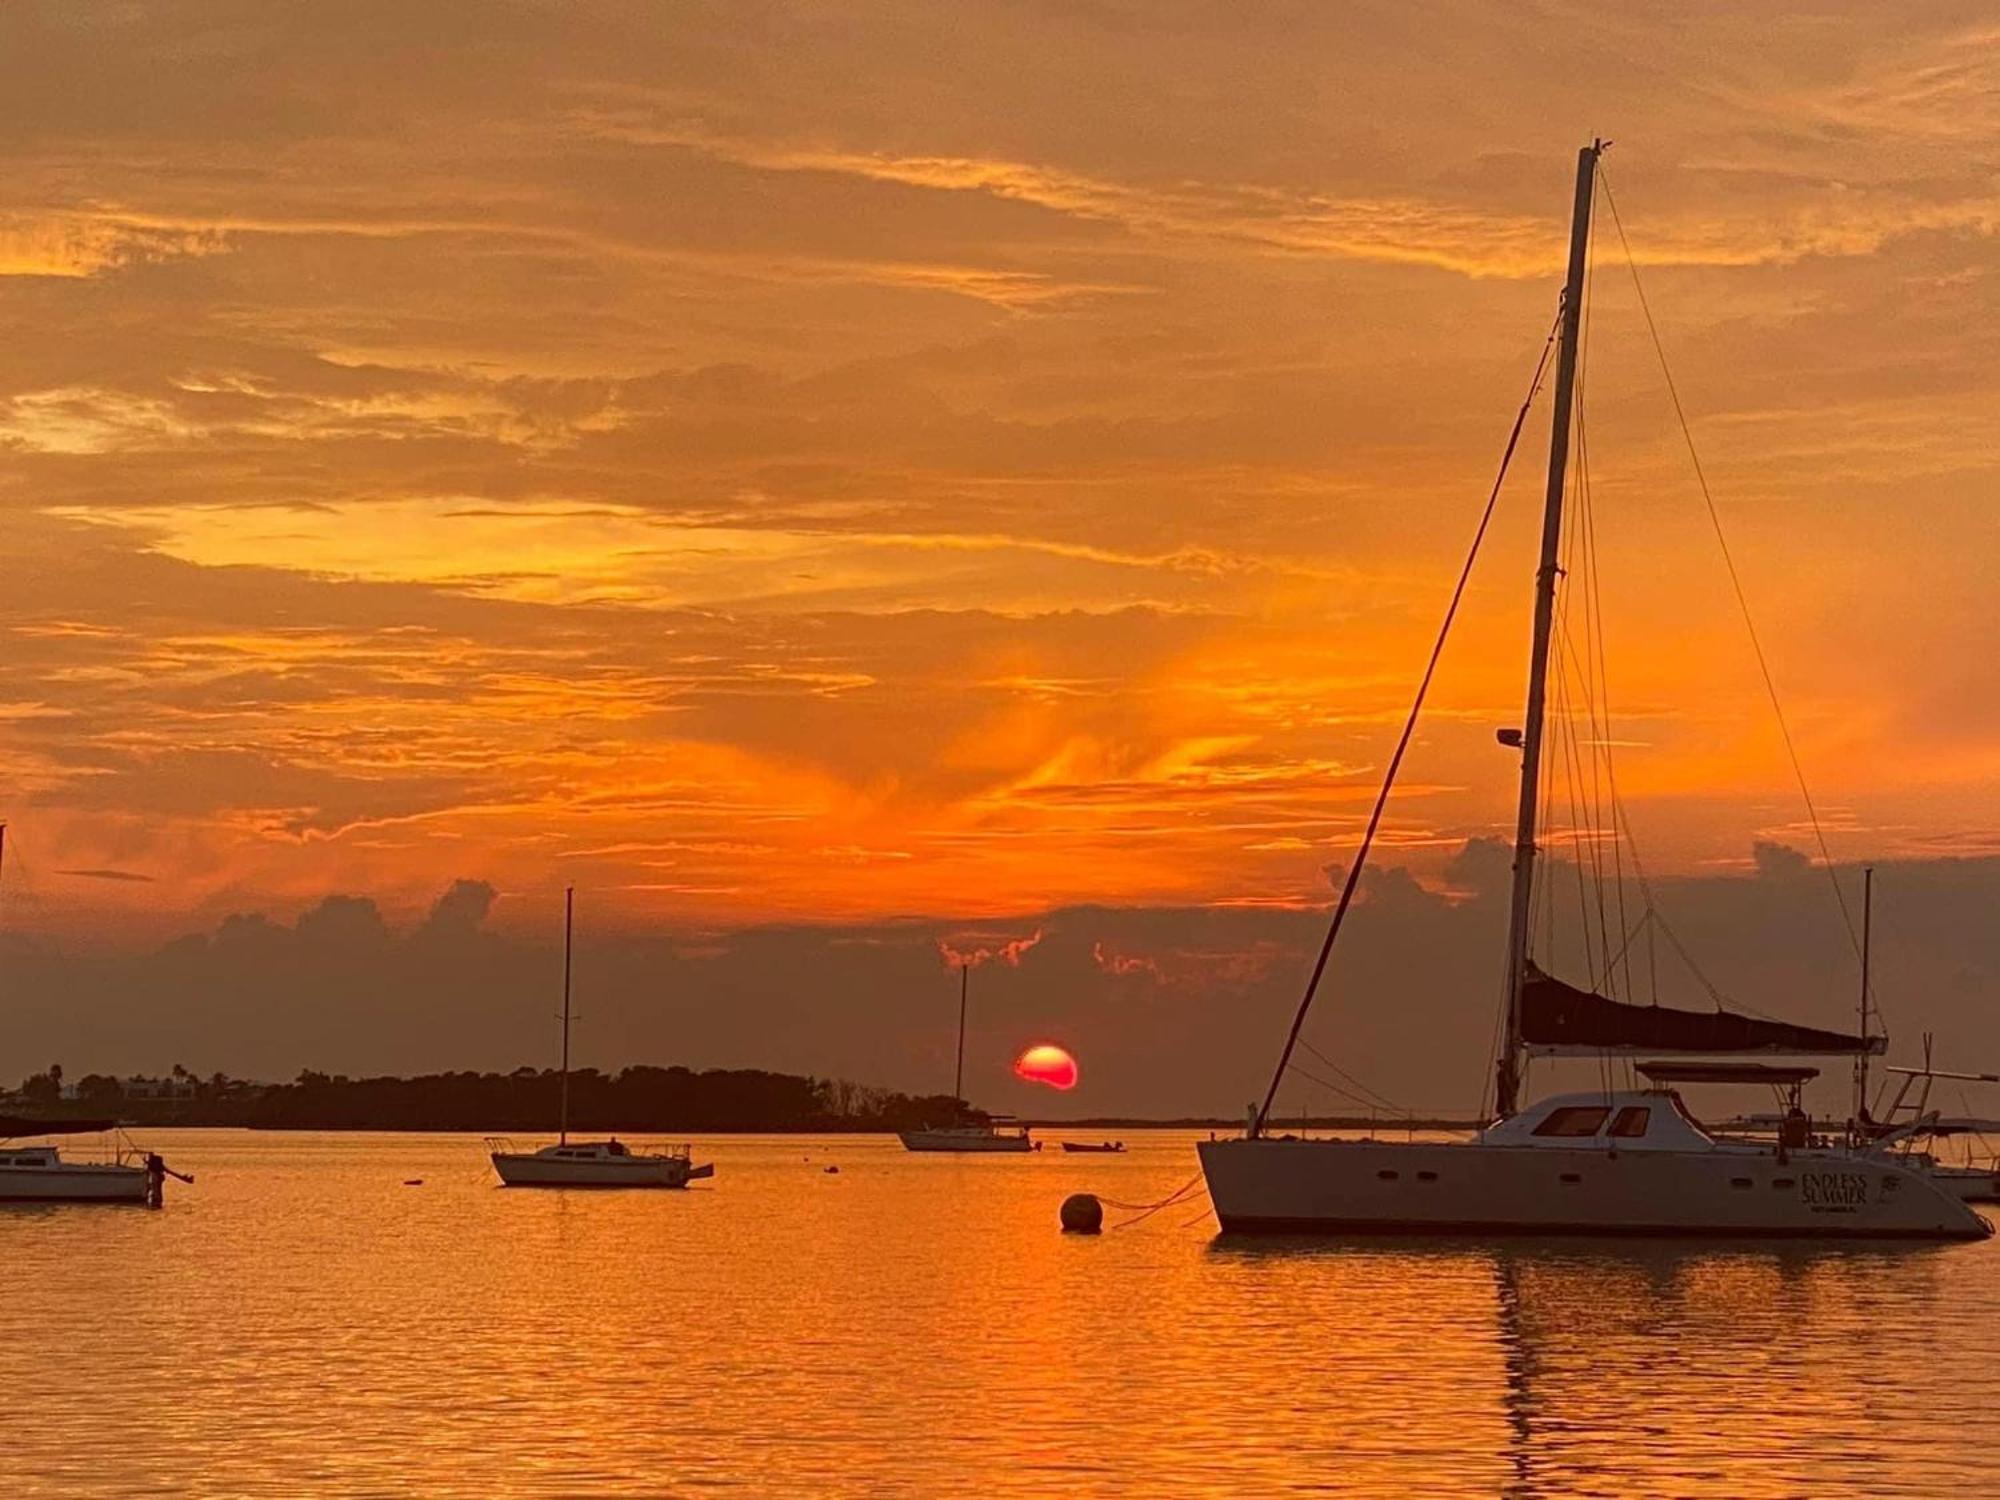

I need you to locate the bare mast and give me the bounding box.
[953,962,969,1113]
[559,885,574,1145]
[1855,866,1874,1121]
[1495,140,1603,1119]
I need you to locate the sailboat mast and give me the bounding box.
[954,962,968,1108]
[1855,866,1874,1121]
[1495,140,1602,1119]
[559,885,574,1145]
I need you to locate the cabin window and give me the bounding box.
[1558,1172,1582,1184]
[1376,1169,1399,1181]
[1416,1171,1438,1182]
[1532,1106,1610,1138]
[1730,1178,1753,1189]
[1773,1178,1796,1189]
[1608,1106,1650,1139]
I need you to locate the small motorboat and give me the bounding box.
[0,1117,185,1205]
[0,1140,148,1202]
[1061,1140,1126,1154]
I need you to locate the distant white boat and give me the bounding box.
[899,962,1036,1153]
[899,1122,1037,1154]
[491,1137,712,1187]
[1857,1061,2000,1204]
[489,888,713,1190]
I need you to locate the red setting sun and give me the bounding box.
[1013,1044,1079,1091]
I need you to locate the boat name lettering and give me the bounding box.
[1800,1171,1867,1211]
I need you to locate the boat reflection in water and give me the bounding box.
[1209,1229,1972,1496]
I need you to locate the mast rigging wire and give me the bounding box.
[1598,169,1864,973]
[1250,309,1563,1136]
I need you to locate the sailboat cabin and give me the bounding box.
[1481,1091,1717,1151]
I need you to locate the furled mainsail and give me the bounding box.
[1519,964,1880,1056]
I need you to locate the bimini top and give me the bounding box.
[1637,1062,1820,1087]
[1521,965,1881,1058]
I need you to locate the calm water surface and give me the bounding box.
[6,1129,2000,1497]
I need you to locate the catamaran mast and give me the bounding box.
[1855,866,1874,1121]
[559,885,574,1145]
[1495,140,1603,1119]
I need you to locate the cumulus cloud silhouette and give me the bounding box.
[5,848,1996,1122]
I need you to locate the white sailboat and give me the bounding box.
[490,888,713,1189]
[899,964,1036,1152]
[1199,142,1990,1241]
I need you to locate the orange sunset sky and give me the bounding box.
[2,2,1997,962]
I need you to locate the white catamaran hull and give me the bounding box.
[0,1163,150,1203]
[1198,1136,1991,1239]
[1922,1163,2000,1204]
[490,1153,699,1188]
[898,1128,1035,1153]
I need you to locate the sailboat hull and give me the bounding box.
[490,1151,697,1188]
[1922,1162,2000,1204]
[0,1162,149,1203]
[1198,1137,1992,1239]
[899,1128,1036,1153]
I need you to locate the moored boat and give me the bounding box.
[1060,1140,1125,1154]
[489,888,714,1189]
[490,1137,710,1187]
[899,962,1036,1153]
[0,1114,186,1205]
[0,827,185,1207]
[1203,1069,1982,1238]
[899,1123,1037,1153]
[0,1140,148,1203]
[1199,141,1990,1243]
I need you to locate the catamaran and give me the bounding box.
[489,888,713,1188]
[1198,142,1990,1240]
[899,963,1036,1152]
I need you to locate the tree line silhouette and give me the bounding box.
[8,1063,979,1133]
